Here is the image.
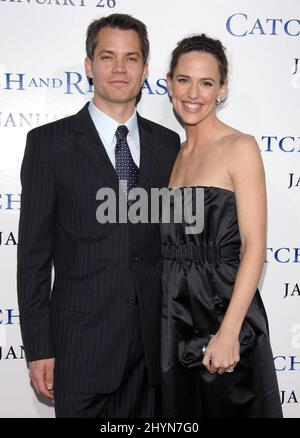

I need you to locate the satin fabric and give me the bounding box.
[160,186,282,418]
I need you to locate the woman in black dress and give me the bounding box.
[160,34,282,418]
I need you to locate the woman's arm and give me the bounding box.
[202,134,267,374]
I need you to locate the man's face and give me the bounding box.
[85,27,148,110]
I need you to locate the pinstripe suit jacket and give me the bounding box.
[17,103,180,393]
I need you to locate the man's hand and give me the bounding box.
[29,358,55,400]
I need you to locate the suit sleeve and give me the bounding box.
[17,128,57,361]
[171,131,181,157]
[175,132,181,152]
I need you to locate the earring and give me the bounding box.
[168,89,173,97]
[216,96,222,105]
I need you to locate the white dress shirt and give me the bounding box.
[88,100,140,168]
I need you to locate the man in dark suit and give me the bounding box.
[17,14,180,417]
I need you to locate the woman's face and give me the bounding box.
[168,51,226,126]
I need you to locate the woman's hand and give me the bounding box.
[202,331,240,374]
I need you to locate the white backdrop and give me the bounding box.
[0,0,299,418]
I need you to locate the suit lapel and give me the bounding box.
[75,103,119,191]
[75,105,157,191]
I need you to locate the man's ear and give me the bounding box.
[142,63,149,83]
[84,56,93,79]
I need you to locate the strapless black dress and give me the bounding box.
[160,186,282,418]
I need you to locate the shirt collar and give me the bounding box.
[88,100,139,148]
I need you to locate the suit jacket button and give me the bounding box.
[125,297,136,305]
[131,255,138,262]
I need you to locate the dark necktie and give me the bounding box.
[115,125,139,194]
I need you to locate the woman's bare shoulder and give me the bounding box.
[224,130,259,153]
[227,133,264,177]
[233,133,260,155]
